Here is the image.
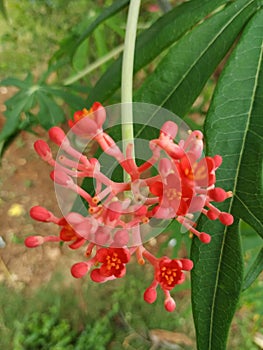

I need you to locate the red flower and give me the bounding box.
[150,164,193,217]
[156,257,185,290]
[68,102,106,138]
[91,247,130,281]
[178,154,216,187]
[58,219,86,249]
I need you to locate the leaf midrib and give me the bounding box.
[207,20,263,350]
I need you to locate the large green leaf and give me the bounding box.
[191,9,263,350]
[86,0,229,104]
[135,0,259,117]
[0,90,35,143]
[52,0,130,63]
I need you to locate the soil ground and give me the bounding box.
[0,87,76,290]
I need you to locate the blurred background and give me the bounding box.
[0,1,262,349]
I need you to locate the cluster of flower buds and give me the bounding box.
[26,102,233,312]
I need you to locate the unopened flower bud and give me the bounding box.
[48,127,69,147]
[179,258,194,271]
[199,232,211,244]
[161,121,178,139]
[219,212,234,226]
[25,235,44,248]
[213,155,222,168]
[30,206,52,222]
[144,287,157,304]
[50,170,73,186]
[164,296,176,312]
[71,262,89,278]
[34,140,52,162]
[208,188,227,202]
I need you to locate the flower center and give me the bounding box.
[106,252,122,270]
[161,266,177,286]
[164,188,182,201]
[76,107,94,121]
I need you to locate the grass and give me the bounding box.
[0,260,195,349]
[0,256,262,349]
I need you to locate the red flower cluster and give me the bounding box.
[25,102,233,311]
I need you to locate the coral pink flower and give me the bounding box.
[91,247,130,280]
[68,102,106,138]
[156,257,186,290]
[143,250,193,311]
[58,219,85,249]
[178,154,216,187]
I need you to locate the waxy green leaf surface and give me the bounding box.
[191,8,263,350]
[87,0,229,105]
[135,0,259,117]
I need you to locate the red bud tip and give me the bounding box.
[199,232,211,244]
[208,188,227,202]
[164,297,176,312]
[144,287,157,304]
[71,262,89,278]
[161,121,178,139]
[34,140,52,161]
[25,236,44,248]
[50,170,73,186]
[213,155,222,168]
[179,258,194,271]
[219,213,234,226]
[48,127,69,146]
[30,206,51,222]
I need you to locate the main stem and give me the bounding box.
[121,0,141,182]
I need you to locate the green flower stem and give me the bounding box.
[121,0,141,181]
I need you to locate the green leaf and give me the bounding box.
[191,9,263,350]
[191,221,243,350]
[47,87,87,110]
[37,92,65,129]
[206,8,263,238]
[242,247,263,291]
[0,90,35,143]
[135,0,259,117]
[52,0,130,63]
[87,0,230,104]
[1,74,34,89]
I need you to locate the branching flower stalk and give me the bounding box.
[26,102,234,312]
[24,0,234,313]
